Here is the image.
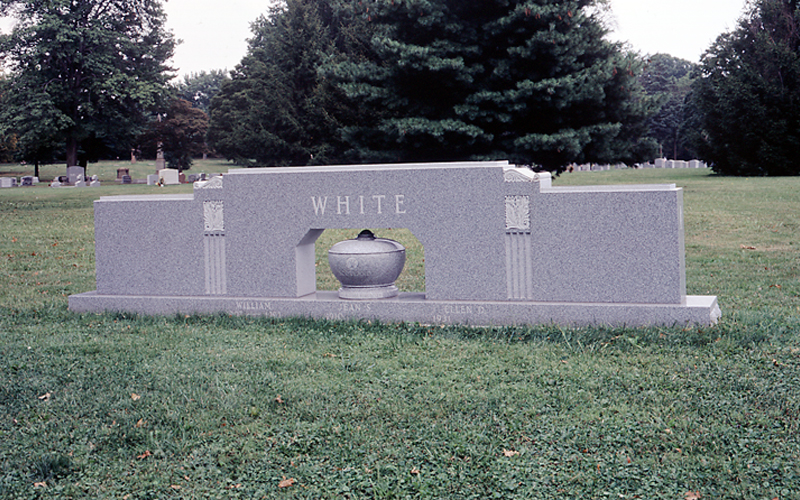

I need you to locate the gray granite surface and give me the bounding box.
[69,291,721,327]
[73,161,720,326]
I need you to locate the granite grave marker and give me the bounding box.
[69,161,720,327]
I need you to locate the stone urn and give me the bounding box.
[328,230,406,299]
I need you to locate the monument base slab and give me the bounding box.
[69,291,720,328]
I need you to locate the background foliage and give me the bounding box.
[138,99,210,171]
[0,0,176,169]
[639,54,698,161]
[208,0,659,170]
[208,0,369,166]
[692,0,800,176]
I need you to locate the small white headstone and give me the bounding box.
[67,166,85,184]
[158,169,180,185]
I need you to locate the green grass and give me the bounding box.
[1,166,799,499]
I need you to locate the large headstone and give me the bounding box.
[0,177,17,188]
[69,161,720,327]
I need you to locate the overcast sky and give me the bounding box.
[1,0,749,78]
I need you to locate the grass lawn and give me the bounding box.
[1,164,799,499]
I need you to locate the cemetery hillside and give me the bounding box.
[1,162,800,498]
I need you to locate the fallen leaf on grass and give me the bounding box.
[278,477,296,488]
[137,450,152,459]
[503,449,519,457]
[685,492,701,500]
[170,485,181,490]
[33,481,46,488]
[740,244,756,250]
[134,418,145,428]
[275,395,285,404]
[410,467,420,475]
[38,392,51,401]
[131,393,141,401]
[226,483,242,489]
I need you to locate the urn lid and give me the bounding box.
[328,230,405,255]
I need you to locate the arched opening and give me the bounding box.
[313,228,425,293]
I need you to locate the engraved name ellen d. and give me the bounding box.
[311,195,407,216]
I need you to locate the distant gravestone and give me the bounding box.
[89,175,101,187]
[155,149,166,171]
[0,177,17,188]
[178,172,186,184]
[122,175,132,184]
[117,168,130,179]
[147,174,159,186]
[654,158,666,168]
[74,176,87,188]
[158,169,179,185]
[67,166,85,184]
[689,160,702,169]
[70,161,720,327]
[21,176,34,186]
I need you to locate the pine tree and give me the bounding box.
[327,0,657,169]
[692,0,800,175]
[208,0,370,166]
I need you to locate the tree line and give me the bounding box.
[1,0,799,176]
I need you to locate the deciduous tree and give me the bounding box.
[175,70,230,115]
[0,0,176,170]
[640,53,697,160]
[139,98,209,171]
